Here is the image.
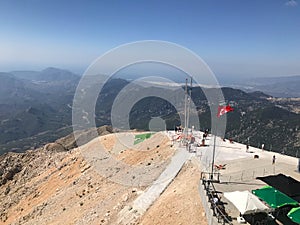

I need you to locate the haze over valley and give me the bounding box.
[1,1,300,224]
[0,67,299,157]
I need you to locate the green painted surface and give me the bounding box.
[134,133,154,145]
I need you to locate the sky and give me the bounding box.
[0,0,300,78]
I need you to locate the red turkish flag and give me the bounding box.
[217,105,234,117]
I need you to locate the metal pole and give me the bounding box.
[186,95,190,151]
[211,122,217,180]
[187,77,192,136]
[184,78,188,139]
[187,95,190,139]
[186,78,193,151]
[211,134,216,180]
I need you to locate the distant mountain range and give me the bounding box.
[128,85,300,156]
[11,67,79,82]
[224,75,300,97]
[0,68,299,157]
[0,68,79,153]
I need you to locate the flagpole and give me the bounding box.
[211,122,217,180]
[210,105,233,180]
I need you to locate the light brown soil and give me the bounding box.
[137,161,208,225]
[117,134,173,166]
[101,134,116,152]
[0,132,207,225]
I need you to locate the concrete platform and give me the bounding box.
[191,132,300,225]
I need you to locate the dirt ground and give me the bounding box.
[137,161,208,225]
[0,132,207,225]
[116,133,174,166]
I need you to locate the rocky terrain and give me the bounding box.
[269,97,300,114]
[1,68,299,157]
[227,75,300,98]
[137,160,207,225]
[0,126,207,225]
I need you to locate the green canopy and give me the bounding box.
[288,207,300,224]
[134,133,154,145]
[252,186,299,209]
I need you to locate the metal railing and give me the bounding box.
[220,165,278,183]
[201,171,221,183]
[201,179,233,225]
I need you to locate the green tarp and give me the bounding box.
[252,186,299,209]
[288,207,300,224]
[134,133,154,145]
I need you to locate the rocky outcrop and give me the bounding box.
[0,153,22,185]
[0,129,192,225]
[52,125,114,151]
[0,125,113,186]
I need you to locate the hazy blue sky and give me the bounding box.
[0,0,300,78]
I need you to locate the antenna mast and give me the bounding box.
[184,78,188,140]
[187,77,192,136]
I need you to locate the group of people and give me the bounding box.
[210,193,227,220]
[246,144,276,164]
[175,127,277,165]
[174,125,183,133]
